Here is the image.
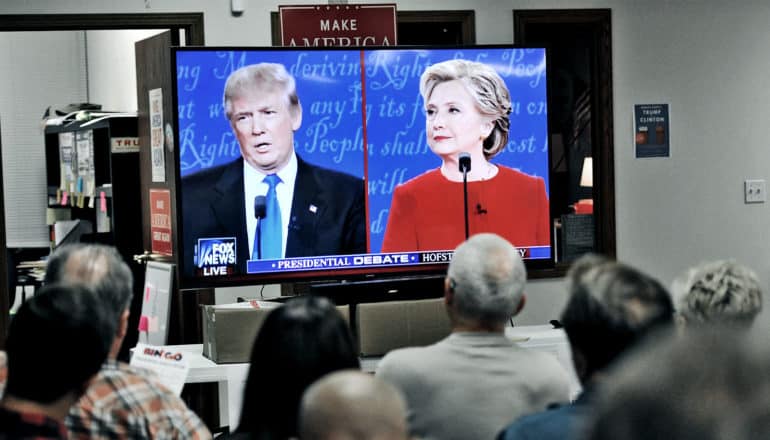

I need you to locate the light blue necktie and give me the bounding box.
[256,174,282,260]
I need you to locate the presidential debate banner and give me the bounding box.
[174,47,549,253]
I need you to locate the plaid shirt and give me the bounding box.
[66,360,212,439]
[0,406,67,439]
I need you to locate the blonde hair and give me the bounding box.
[672,260,763,327]
[420,59,512,159]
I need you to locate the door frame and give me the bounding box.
[514,8,616,275]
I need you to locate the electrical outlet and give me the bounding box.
[744,179,766,204]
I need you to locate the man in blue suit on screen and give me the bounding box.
[182,63,366,276]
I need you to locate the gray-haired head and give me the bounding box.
[561,257,674,383]
[672,260,762,328]
[44,243,133,325]
[420,59,512,159]
[564,252,613,293]
[299,370,409,440]
[446,233,526,326]
[223,62,300,120]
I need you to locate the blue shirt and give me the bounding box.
[497,387,594,440]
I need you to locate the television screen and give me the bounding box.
[173,45,552,288]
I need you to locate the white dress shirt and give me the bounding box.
[243,153,297,259]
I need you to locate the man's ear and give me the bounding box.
[292,102,303,131]
[444,276,454,307]
[571,345,590,383]
[514,293,526,316]
[117,309,130,340]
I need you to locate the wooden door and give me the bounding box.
[135,31,214,347]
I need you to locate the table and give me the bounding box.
[169,325,580,432]
[163,344,249,431]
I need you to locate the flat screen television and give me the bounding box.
[173,45,553,288]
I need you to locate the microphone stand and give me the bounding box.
[254,195,266,260]
[459,153,471,240]
[256,218,262,260]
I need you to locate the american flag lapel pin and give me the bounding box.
[309,204,318,214]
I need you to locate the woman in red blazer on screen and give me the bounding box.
[381,59,550,253]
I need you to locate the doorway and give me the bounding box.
[0,12,204,348]
[514,9,616,268]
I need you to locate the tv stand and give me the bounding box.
[302,274,445,305]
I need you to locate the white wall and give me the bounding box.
[0,28,165,250]
[0,31,87,248]
[86,29,166,112]
[3,0,770,325]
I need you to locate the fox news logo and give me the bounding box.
[196,237,237,276]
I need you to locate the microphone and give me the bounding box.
[459,153,471,173]
[459,153,471,240]
[254,196,266,260]
[254,195,266,220]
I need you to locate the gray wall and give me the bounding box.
[2,0,769,326]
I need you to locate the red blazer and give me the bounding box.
[381,167,550,252]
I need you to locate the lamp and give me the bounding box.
[231,0,245,16]
[575,157,594,214]
[580,157,593,187]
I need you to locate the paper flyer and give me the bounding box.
[130,343,189,396]
[58,132,75,190]
[75,130,96,207]
[150,88,166,182]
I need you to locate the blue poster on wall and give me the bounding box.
[634,103,670,158]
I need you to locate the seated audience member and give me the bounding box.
[584,327,770,440]
[43,244,211,439]
[0,284,114,439]
[497,255,674,440]
[299,370,411,440]
[231,296,360,439]
[377,233,570,440]
[671,259,762,328]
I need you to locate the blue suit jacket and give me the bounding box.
[181,155,366,276]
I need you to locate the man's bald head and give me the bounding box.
[300,371,410,440]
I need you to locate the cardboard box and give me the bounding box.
[201,301,280,364]
[356,298,451,356]
[201,300,353,364]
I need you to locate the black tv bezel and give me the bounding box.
[172,44,556,290]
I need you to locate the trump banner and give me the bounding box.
[279,3,397,47]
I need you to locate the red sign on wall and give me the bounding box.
[149,189,173,256]
[279,4,397,47]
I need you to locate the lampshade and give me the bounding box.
[580,157,593,187]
